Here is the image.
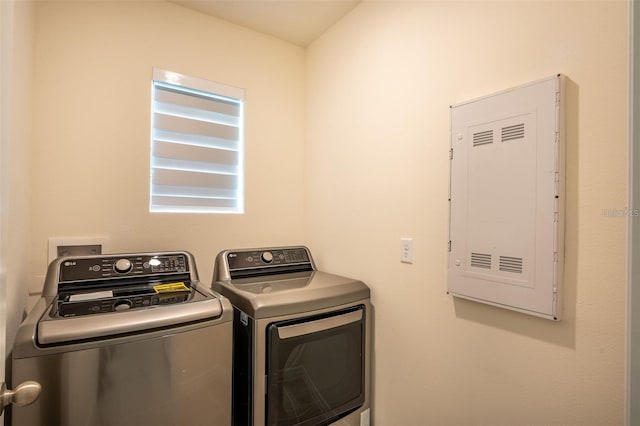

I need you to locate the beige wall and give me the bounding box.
[28,1,307,296]
[306,1,628,425]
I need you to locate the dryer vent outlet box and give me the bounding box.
[448,75,565,320]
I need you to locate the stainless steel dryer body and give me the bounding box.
[12,251,232,426]
[213,246,371,426]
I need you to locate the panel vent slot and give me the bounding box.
[499,256,523,273]
[501,123,525,142]
[470,252,492,269]
[473,130,494,147]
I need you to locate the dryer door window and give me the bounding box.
[266,305,365,426]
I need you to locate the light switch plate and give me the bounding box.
[401,238,413,264]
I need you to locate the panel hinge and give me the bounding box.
[448,241,452,252]
[552,250,560,320]
[449,148,454,160]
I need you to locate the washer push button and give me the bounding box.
[114,258,133,274]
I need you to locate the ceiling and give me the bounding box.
[171,0,361,47]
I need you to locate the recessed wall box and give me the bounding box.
[447,75,565,320]
[47,237,109,264]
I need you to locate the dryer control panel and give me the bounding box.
[227,248,310,270]
[216,246,315,280]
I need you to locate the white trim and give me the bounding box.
[0,0,12,411]
[153,68,244,101]
[628,1,636,425]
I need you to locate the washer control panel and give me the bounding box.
[227,247,311,271]
[56,290,191,317]
[59,253,189,283]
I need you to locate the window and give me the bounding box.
[150,68,244,213]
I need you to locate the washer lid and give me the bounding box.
[37,290,224,345]
[213,270,370,319]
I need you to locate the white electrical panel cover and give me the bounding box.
[448,75,565,320]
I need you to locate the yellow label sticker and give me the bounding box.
[153,282,189,294]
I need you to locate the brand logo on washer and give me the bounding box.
[64,261,76,267]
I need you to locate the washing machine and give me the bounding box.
[212,246,371,426]
[12,251,232,426]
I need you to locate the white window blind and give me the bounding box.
[150,68,244,213]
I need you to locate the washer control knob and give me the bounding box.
[114,258,133,273]
[114,300,132,311]
[261,251,274,263]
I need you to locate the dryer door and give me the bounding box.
[266,305,365,426]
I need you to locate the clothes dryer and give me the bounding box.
[213,246,371,426]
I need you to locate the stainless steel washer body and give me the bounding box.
[12,251,232,426]
[213,246,371,426]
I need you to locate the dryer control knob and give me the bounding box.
[261,252,274,263]
[114,258,133,273]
